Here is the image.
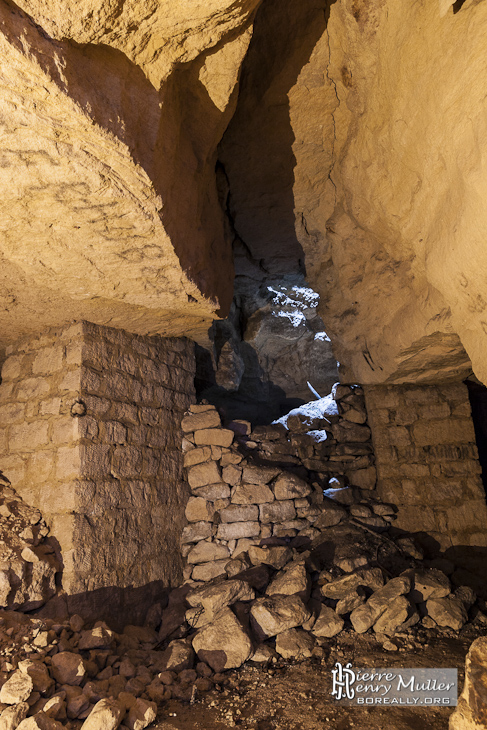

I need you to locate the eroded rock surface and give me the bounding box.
[220,0,487,385]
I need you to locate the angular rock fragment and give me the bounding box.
[78,626,116,650]
[266,563,309,597]
[18,661,53,694]
[250,595,311,637]
[335,589,366,615]
[0,703,29,730]
[408,568,451,602]
[160,640,194,673]
[373,596,412,635]
[187,541,230,564]
[321,567,384,598]
[426,597,468,631]
[0,671,33,704]
[192,560,229,581]
[450,636,487,730]
[192,608,253,671]
[248,545,292,570]
[311,606,344,638]
[17,713,65,730]
[275,629,314,659]
[126,699,157,730]
[79,699,124,730]
[350,575,411,633]
[187,579,255,617]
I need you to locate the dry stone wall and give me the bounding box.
[0,321,195,607]
[181,386,391,583]
[364,383,487,550]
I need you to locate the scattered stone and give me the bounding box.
[275,629,314,659]
[17,713,65,730]
[321,567,384,599]
[350,576,411,633]
[192,608,253,671]
[160,640,194,673]
[0,702,29,730]
[373,596,412,635]
[79,699,124,730]
[126,699,157,730]
[250,595,311,638]
[187,542,230,564]
[50,653,87,686]
[266,563,309,597]
[0,671,34,704]
[426,597,468,631]
[248,546,292,570]
[311,606,344,638]
[78,626,116,650]
[335,589,366,615]
[450,636,487,730]
[408,569,451,602]
[188,580,255,617]
[192,561,230,582]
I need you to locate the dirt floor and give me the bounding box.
[152,625,484,730]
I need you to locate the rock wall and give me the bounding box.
[219,0,487,387]
[365,383,487,550]
[0,322,195,604]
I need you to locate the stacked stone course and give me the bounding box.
[0,321,195,608]
[364,382,487,548]
[180,386,394,582]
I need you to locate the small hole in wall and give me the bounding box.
[453,0,468,13]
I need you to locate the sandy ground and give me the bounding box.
[152,626,484,730]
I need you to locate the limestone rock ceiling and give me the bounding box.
[0,0,259,348]
[1,0,487,387]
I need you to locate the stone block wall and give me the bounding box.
[0,321,195,602]
[364,383,487,549]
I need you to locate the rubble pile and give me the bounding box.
[0,517,483,730]
[181,386,380,583]
[0,473,59,612]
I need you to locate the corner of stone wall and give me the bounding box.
[0,320,196,623]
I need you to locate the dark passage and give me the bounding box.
[466,378,487,495]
